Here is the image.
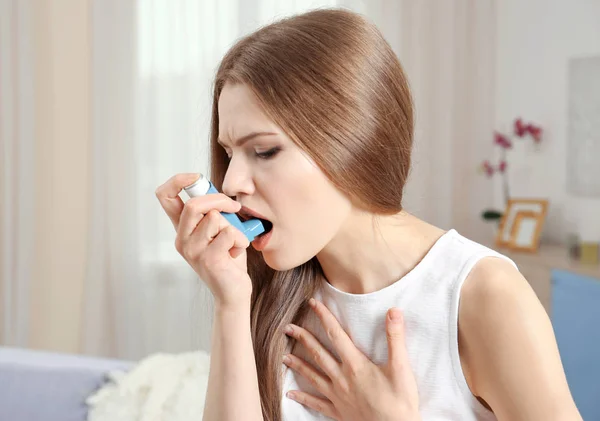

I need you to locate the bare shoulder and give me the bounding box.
[460,255,528,306]
[457,256,582,421]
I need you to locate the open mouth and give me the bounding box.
[258,219,273,235]
[237,210,273,236]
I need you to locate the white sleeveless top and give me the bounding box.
[281,229,517,420]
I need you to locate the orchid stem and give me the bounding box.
[502,147,510,205]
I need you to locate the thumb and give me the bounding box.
[386,308,408,371]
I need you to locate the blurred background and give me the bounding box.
[1,0,599,415]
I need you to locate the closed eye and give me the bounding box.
[256,147,281,160]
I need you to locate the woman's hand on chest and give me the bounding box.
[282,298,421,421]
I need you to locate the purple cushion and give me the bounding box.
[0,347,133,421]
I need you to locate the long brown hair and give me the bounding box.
[209,8,413,420]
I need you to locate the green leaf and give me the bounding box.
[482,209,503,221]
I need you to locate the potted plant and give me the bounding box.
[479,117,543,223]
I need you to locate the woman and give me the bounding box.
[156,8,581,421]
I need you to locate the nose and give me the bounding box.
[221,155,255,198]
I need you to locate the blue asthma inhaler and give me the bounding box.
[183,174,266,242]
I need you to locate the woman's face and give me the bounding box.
[218,82,352,270]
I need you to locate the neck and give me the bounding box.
[316,210,445,295]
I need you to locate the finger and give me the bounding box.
[229,245,246,259]
[184,209,229,250]
[386,308,408,373]
[308,299,367,367]
[284,324,342,381]
[178,195,241,239]
[156,173,201,229]
[286,390,338,420]
[209,225,250,258]
[283,353,332,398]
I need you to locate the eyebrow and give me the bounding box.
[217,131,278,148]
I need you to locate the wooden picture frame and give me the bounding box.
[496,198,549,248]
[508,210,546,252]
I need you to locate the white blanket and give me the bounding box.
[86,351,210,421]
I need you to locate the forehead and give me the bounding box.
[218,83,278,137]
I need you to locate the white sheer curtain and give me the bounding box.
[0,0,35,347]
[84,0,497,360]
[84,0,337,360]
[381,0,497,236]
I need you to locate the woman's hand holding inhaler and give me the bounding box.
[156,173,253,309]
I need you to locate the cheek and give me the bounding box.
[271,148,341,207]
[265,201,346,271]
[263,153,350,269]
[275,153,343,231]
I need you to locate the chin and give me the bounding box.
[262,251,296,271]
[262,249,316,272]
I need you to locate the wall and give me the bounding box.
[29,0,90,353]
[12,0,599,354]
[495,0,600,243]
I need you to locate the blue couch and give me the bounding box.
[0,347,133,421]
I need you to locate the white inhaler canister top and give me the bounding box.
[183,174,210,197]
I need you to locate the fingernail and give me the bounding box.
[389,308,403,322]
[283,354,291,365]
[284,325,294,335]
[308,298,316,308]
[287,391,295,399]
